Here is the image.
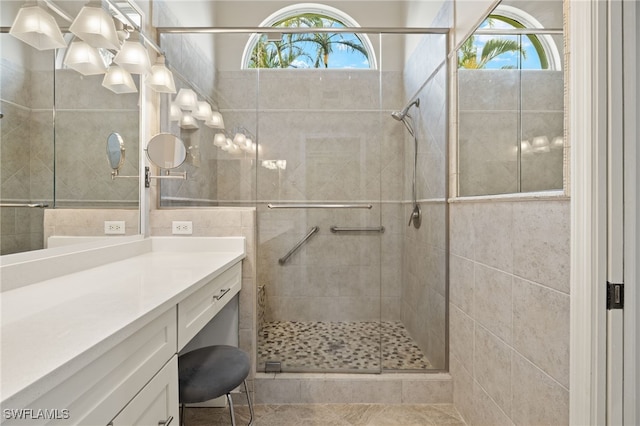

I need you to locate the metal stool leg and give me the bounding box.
[243,380,254,426]
[226,393,236,426]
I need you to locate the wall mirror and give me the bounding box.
[107,133,126,172]
[456,0,564,197]
[146,133,187,169]
[0,1,141,255]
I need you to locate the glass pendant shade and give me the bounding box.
[64,40,106,75]
[102,64,137,94]
[169,102,182,121]
[9,5,66,50]
[213,133,227,147]
[147,56,176,93]
[69,4,120,50]
[531,135,550,153]
[193,101,212,120]
[179,113,199,130]
[233,132,247,147]
[205,111,225,129]
[174,88,198,111]
[114,34,151,75]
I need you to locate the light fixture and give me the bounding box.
[63,40,106,75]
[169,102,182,121]
[102,64,137,94]
[233,132,247,147]
[193,101,213,120]
[205,111,225,129]
[551,136,564,149]
[9,3,66,51]
[147,56,176,93]
[531,136,550,153]
[174,88,198,111]
[520,140,532,155]
[213,133,228,147]
[240,137,253,152]
[69,1,120,50]
[179,113,199,130]
[114,31,151,75]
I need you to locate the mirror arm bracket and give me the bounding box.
[144,166,187,188]
[111,170,138,180]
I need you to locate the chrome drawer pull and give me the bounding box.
[158,415,173,426]
[213,288,231,300]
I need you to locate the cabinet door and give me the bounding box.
[110,356,178,426]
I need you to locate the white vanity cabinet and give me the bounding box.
[0,237,246,426]
[178,262,242,350]
[108,356,178,426]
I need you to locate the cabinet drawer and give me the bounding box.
[3,307,177,426]
[177,262,242,350]
[109,356,178,426]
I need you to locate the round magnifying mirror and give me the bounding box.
[146,133,187,169]
[106,132,125,171]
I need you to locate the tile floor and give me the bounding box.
[183,403,467,425]
[258,321,433,372]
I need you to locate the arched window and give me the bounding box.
[241,4,377,69]
[458,5,561,70]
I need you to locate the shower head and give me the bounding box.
[391,98,420,121]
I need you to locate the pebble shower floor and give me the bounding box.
[258,321,432,372]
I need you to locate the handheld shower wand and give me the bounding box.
[391,98,420,121]
[391,98,421,229]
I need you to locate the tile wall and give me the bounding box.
[458,69,564,196]
[449,198,570,425]
[401,31,449,369]
[1,51,52,254]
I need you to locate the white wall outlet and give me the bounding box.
[104,221,126,234]
[172,221,193,235]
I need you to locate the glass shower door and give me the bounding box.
[255,44,384,372]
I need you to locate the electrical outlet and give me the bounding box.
[172,221,193,235]
[104,221,126,234]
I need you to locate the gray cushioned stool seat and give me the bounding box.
[178,345,253,425]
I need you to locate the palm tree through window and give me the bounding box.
[458,14,551,70]
[248,13,371,69]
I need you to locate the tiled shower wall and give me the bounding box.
[458,70,564,196]
[449,199,570,425]
[240,69,405,325]
[1,49,52,254]
[401,29,450,369]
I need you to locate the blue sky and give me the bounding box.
[475,18,543,69]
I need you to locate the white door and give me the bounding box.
[622,1,639,424]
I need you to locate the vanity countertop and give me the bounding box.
[0,236,245,407]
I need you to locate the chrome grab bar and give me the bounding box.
[267,203,372,209]
[279,226,319,265]
[0,203,49,208]
[330,226,385,233]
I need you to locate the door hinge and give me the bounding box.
[607,282,624,310]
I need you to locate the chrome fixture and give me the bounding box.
[278,226,319,265]
[330,226,385,233]
[0,203,49,208]
[267,203,373,209]
[8,0,176,94]
[392,98,422,228]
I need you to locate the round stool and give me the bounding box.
[178,345,254,426]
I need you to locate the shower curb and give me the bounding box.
[253,372,452,404]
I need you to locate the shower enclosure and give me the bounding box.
[157,27,448,374]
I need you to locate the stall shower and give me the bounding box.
[156,28,449,374]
